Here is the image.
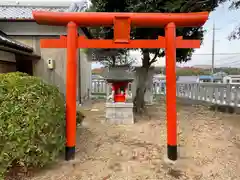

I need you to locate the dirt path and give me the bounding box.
[29,101,240,180]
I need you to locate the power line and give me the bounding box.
[188,55,240,68]
[215,55,240,64]
[216,59,240,67]
[193,53,240,55]
[217,19,240,30]
[194,56,239,65]
[193,55,240,67]
[215,63,240,68]
[203,19,239,46]
[204,18,240,32]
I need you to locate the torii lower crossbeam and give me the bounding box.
[40,36,201,49]
[33,11,209,162]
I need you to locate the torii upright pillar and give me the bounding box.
[32,11,209,161]
[165,22,177,160]
[65,22,78,159]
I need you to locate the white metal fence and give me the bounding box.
[91,79,108,96]
[91,79,240,107]
[91,79,132,98]
[92,79,164,96]
[176,83,240,107]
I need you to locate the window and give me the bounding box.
[128,84,132,91]
[120,86,125,92]
[203,79,210,82]
[232,79,240,83]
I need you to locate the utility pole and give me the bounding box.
[211,22,215,77]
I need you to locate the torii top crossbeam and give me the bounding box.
[33,11,208,27]
[32,11,209,49]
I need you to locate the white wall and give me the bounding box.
[80,49,92,102]
[0,50,16,73]
[0,50,15,62]
[0,22,85,36]
[3,21,92,103]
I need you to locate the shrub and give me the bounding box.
[77,110,85,125]
[0,72,65,179]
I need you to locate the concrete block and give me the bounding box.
[105,102,134,124]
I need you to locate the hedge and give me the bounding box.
[0,72,66,179]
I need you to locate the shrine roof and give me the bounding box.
[0,3,93,39]
[0,31,37,56]
[104,65,134,82]
[0,5,67,20]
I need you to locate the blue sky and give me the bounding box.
[3,0,240,68]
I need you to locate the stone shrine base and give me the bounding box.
[105,102,134,124]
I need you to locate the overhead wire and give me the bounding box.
[216,59,240,67]
[215,55,240,65]
[192,53,240,55]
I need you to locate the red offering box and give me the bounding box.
[114,94,125,102]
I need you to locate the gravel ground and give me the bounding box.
[26,101,240,180]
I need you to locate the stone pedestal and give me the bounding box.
[105,102,134,124]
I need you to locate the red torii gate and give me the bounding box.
[32,11,209,161]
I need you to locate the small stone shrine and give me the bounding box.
[104,65,134,124]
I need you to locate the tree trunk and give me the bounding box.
[111,56,116,67]
[133,50,150,114]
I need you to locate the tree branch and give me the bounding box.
[149,49,165,65]
[229,1,240,9]
[149,51,159,65]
